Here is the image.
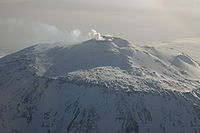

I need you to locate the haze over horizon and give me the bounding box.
[0,0,200,56]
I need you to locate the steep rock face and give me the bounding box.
[0,37,200,133]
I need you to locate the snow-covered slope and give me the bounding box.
[0,36,200,133]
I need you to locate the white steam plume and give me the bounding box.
[88,29,104,40]
[0,19,87,56]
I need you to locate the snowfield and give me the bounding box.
[0,36,200,133]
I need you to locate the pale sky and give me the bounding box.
[0,0,200,56]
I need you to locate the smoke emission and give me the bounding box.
[0,19,87,56]
[88,29,104,40]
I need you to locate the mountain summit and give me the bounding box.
[0,37,200,133]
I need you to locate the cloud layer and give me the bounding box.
[1,0,200,12]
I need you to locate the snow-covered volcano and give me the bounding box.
[0,36,200,133]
